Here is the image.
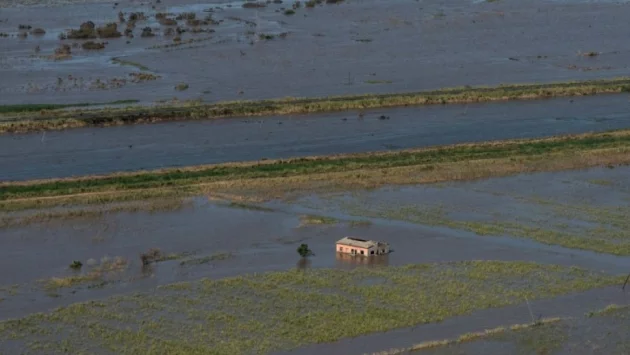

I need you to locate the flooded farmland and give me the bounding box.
[2,0,630,353]
[1,0,630,105]
[2,94,630,181]
[0,166,628,354]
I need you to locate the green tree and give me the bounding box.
[297,244,313,258]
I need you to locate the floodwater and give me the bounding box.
[1,167,629,325]
[2,94,630,181]
[1,0,630,105]
[279,287,629,355]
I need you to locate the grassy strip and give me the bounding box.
[1,78,630,133]
[2,130,630,202]
[0,100,139,114]
[111,57,150,71]
[0,261,622,354]
[0,198,187,228]
[370,318,562,355]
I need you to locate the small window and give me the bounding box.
[360,250,364,255]
[370,250,374,255]
[339,247,343,252]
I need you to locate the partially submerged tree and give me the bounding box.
[297,243,313,258]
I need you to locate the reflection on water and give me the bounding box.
[335,252,389,268]
[296,258,312,270]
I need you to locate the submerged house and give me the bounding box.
[336,237,390,256]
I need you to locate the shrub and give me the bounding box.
[140,27,154,37]
[175,83,189,91]
[54,44,72,56]
[67,22,96,39]
[284,9,295,15]
[140,248,162,265]
[297,244,313,258]
[97,23,122,38]
[159,18,177,26]
[175,12,196,20]
[82,41,105,50]
[30,28,46,35]
[186,19,201,26]
[69,260,83,269]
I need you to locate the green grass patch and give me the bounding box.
[111,57,150,71]
[0,261,622,354]
[0,100,139,114]
[179,252,233,266]
[299,214,339,226]
[3,130,630,202]
[2,78,630,132]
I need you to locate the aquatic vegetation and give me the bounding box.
[0,261,621,354]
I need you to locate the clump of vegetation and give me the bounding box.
[52,44,72,60]
[300,215,338,226]
[139,248,187,265]
[159,17,177,26]
[0,33,8,38]
[69,260,83,269]
[297,243,313,257]
[179,252,233,266]
[140,248,163,265]
[326,0,344,3]
[18,24,32,30]
[140,27,154,37]
[67,21,96,39]
[129,73,160,82]
[97,23,122,38]
[128,12,147,22]
[82,41,106,50]
[582,51,599,57]
[175,12,196,20]
[284,9,296,15]
[259,33,275,40]
[187,19,202,26]
[112,57,150,70]
[163,28,175,36]
[67,22,121,39]
[305,0,318,7]
[175,83,189,91]
[30,28,46,35]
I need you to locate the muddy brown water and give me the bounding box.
[2,94,630,181]
[1,0,630,105]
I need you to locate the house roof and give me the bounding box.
[336,237,380,249]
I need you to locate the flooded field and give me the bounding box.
[2,94,630,181]
[1,0,630,105]
[292,165,630,256]
[0,166,629,354]
[413,305,630,355]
